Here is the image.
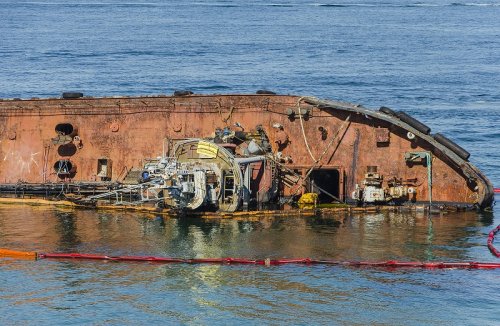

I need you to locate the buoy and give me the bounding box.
[173,90,193,96]
[256,90,276,95]
[297,193,319,209]
[396,111,431,135]
[379,106,397,116]
[433,133,470,161]
[62,92,84,99]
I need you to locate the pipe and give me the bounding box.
[234,156,266,165]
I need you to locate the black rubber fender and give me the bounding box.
[433,133,470,161]
[397,111,431,135]
[173,90,193,96]
[62,92,84,99]
[256,90,276,95]
[379,106,397,116]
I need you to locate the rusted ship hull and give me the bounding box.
[0,93,493,212]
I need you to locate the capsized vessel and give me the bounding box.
[0,92,493,213]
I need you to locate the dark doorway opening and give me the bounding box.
[309,169,340,203]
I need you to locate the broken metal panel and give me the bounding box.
[375,127,390,145]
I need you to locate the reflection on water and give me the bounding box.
[0,205,496,261]
[0,204,498,324]
[54,211,80,251]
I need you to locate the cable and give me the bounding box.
[296,97,318,163]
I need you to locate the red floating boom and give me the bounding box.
[1,224,499,269]
[0,250,499,269]
[494,188,500,193]
[31,253,500,269]
[487,224,500,258]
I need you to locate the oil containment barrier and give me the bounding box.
[31,254,500,269]
[487,224,500,258]
[0,250,500,269]
[2,224,500,270]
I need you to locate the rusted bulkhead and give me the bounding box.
[0,93,493,211]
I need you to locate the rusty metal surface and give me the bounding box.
[0,94,493,208]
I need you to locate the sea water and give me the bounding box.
[0,1,499,324]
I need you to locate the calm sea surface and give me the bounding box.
[1,0,499,324]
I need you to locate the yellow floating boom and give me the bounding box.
[0,248,37,259]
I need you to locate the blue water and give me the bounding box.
[1,0,500,324]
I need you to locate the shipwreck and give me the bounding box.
[0,91,494,214]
